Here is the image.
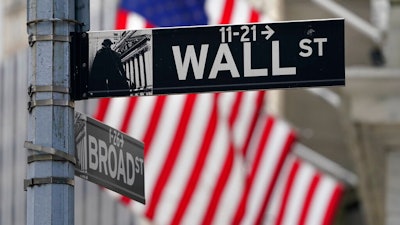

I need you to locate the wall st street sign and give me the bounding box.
[74,112,145,204]
[71,18,345,100]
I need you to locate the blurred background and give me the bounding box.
[0,0,399,224]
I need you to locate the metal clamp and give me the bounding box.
[28,85,70,96]
[27,154,76,164]
[24,177,74,191]
[27,18,83,26]
[28,99,74,112]
[24,141,76,165]
[28,34,71,47]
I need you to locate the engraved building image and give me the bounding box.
[88,30,153,97]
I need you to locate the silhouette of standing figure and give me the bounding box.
[89,39,130,94]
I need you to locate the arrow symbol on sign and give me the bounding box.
[261,25,275,40]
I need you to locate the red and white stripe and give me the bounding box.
[95,90,296,225]
[265,155,344,225]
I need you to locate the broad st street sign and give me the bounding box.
[74,111,145,204]
[71,18,345,100]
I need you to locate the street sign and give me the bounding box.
[74,111,145,204]
[71,18,345,100]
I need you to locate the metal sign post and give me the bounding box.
[25,0,90,224]
[71,18,345,100]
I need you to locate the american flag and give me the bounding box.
[94,0,344,224]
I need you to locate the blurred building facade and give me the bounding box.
[261,0,400,225]
[0,0,399,225]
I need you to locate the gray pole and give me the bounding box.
[26,0,75,224]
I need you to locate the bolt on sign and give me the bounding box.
[71,18,344,100]
[74,111,145,204]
